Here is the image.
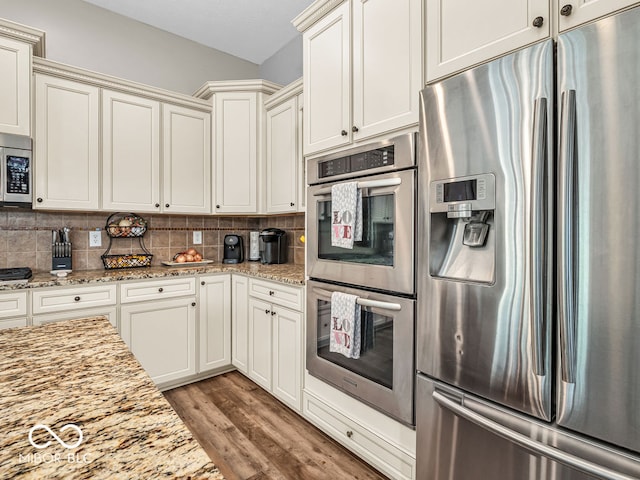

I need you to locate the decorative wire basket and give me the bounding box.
[101,253,153,269]
[105,213,148,238]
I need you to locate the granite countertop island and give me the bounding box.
[0,316,225,479]
[0,262,305,291]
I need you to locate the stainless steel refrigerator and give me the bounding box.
[416,6,640,479]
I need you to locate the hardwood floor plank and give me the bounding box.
[164,372,388,480]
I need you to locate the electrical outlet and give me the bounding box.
[89,230,102,247]
[193,231,202,245]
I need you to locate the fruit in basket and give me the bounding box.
[118,218,132,235]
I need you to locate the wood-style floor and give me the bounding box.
[164,371,389,480]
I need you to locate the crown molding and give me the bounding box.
[193,79,283,100]
[264,77,303,109]
[33,57,212,111]
[0,18,46,56]
[292,0,346,32]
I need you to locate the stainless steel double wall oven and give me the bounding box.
[306,133,417,426]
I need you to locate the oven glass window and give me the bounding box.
[316,194,394,266]
[316,299,393,389]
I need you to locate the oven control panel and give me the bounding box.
[318,146,395,179]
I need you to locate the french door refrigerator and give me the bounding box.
[416,6,640,480]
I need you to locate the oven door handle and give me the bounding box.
[312,287,402,311]
[312,177,402,196]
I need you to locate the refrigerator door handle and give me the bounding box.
[530,97,548,376]
[558,90,578,384]
[433,390,636,480]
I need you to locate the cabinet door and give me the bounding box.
[0,37,30,135]
[352,0,422,140]
[272,306,302,412]
[266,97,297,213]
[34,75,99,210]
[303,2,351,155]
[102,89,160,212]
[214,92,258,213]
[248,297,273,390]
[426,0,549,83]
[163,104,211,214]
[199,275,231,373]
[558,0,638,31]
[120,297,196,385]
[231,275,249,373]
[297,92,306,212]
[33,306,118,329]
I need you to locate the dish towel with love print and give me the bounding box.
[330,291,361,359]
[331,182,362,249]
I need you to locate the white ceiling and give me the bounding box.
[80,0,314,65]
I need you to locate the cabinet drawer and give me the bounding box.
[32,285,116,315]
[249,278,303,311]
[303,392,415,480]
[0,291,28,319]
[120,277,196,303]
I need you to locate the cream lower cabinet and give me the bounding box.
[246,278,303,412]
[120,277,197,386]
[32,306,117,328]
[425,0,549,83]
[0,291,28,330]
[34,74,100,210]
[198,274,231,374]
[557,0,639,31]
[0,35,30,136]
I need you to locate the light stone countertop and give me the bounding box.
[0,262,306,291]
[0,316,224,479]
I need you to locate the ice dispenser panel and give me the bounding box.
[429,174,496,284]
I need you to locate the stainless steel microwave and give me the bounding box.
[0,133,32,207]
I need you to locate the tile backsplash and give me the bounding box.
[0,210,305,272]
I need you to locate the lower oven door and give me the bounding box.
[307,168,415,295]
[306,280,415,426]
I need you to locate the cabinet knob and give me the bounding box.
[352,126,359,133]
[265,309,270,315]
[271,310,276,316]
[269,290,275,296]
[37,197,43,203]
[346,430,353,438]
[158,287,164,293]
[191,302,196,307]
[201,281,205,286]
[290,202,295,207]
[155,203,160,208]
[216,205,220,209]
[560,4,573,16]
[74,296,81,302]
[341,130,348,136]
[165,203,170,208]
[532,16,544,28]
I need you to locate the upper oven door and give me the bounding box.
[307,168,415,295]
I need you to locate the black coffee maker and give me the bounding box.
[259,228,288,264]
[223,234,244,264]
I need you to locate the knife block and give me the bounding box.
[52,242,72,271]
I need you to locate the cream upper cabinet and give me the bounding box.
[214,92,259,213]
[297,92,306,213]
[299,0,422,156]
[425,0,550,83]
[557,0,639,31]
[34,74,100,210]
[265,80,303,214]
[102,89,161,213]
[0,36,30,136]
[302,2,351,155]
[162,104,211,214]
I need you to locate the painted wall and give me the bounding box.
[0,0,259,95]
[259,35,303,86]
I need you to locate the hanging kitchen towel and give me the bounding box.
[330,291,361,359]
[331,182,362,249]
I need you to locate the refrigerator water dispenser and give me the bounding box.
[429,174,495,284]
